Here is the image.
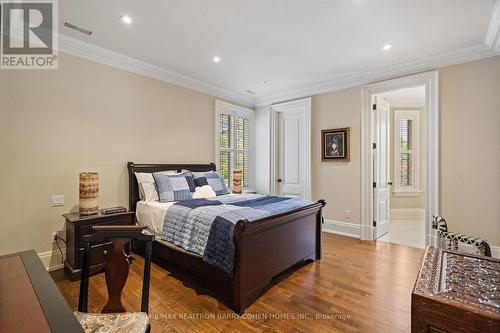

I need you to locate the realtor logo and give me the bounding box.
[1,1,58,69]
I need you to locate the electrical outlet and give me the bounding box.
[50,232,57,243]
[51,195,64,207]
[345,209,351,218]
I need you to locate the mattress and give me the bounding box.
[135,201,174,237]
[135,200,206,258]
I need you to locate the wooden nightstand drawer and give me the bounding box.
[63,210,135,281]
[78,242,114,267]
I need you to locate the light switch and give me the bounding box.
[51,195,64,207]
[345,209,351,218]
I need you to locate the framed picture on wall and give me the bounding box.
[321,127,350,162]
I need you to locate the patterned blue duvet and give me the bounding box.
[161,194,313,276]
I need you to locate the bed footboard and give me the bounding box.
[232,199,326,314]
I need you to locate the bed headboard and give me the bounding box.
[127,162,216,213]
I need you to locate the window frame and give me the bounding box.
[393,109,421,196]
[215,100,255,192]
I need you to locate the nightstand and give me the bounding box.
[63,210,134,281]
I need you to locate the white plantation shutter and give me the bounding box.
[219,113,232,187]
[216,101,253,190]
[399,117,413,186]
[394,110,420,193]
[235,116,250,188]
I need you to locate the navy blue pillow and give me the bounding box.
[193,175,209,187]
[183,172,196,192]
[191,171,228,196]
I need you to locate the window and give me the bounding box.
[394,110,420,194]
[215,101,254,190]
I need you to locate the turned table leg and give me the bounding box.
[101,238,131,313]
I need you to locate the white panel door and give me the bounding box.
[277,108,305,197]
[374,98,391,239]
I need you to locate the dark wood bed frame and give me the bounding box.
[127,162,326,314]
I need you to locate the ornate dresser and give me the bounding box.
[412,247,500,333]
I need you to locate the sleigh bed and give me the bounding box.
[128,162,326,314]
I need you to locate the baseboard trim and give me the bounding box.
[426,233,438,248]
[38,247,66,272]
[36,234,497,269]
[426,234,499,258]
[390,208,425,220]
[323,219,360,239]
[491,246,500,259]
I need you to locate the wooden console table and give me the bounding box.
[412,247,500,333]
[0,250,83,333]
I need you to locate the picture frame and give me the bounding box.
[321,127,350,162]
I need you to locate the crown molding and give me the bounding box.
[254,44,498,106]
[57,33,255,108]
[485,0,500,52]
[59,29,498,109]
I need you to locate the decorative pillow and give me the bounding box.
[135,171,177,201]
[182,172,196,192]
[152,172,193,202]
[191,171,228,196]
[192,185,216,199]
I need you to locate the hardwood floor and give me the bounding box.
[55,234,424,332]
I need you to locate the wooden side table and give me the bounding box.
[412,247,500,333]
[63,210,134,281]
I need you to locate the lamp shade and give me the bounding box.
[79,172,99,215]
[232,170,242,194]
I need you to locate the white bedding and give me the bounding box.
[136,201,174,236]
[136,185,219,236]
[136,186,231,237]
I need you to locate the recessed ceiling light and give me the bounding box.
[121,15,132,24]
[213,56,221,63]
[382,44,392,51]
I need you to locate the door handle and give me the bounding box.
[277,179,282,182]
[388,182,393,186]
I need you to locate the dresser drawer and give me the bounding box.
[78,242,114,267]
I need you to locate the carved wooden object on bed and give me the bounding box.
[127,162,326,314]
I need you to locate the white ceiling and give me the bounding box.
[378,86,425,107]
[57,0,499,106]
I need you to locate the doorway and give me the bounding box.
[374,86,426,248]
[270,98,311,199]
[361,72,439,247]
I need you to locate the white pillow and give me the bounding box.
[192,185,216,199]
[135,171,177,202]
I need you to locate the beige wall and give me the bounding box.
[389,107,426,210]
[308,56,500,246]
[1,51,499,261]
[440,55,500,246]
[0,52,217,256]
[311,88,361,224]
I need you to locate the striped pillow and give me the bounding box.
[152,172,194,202]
